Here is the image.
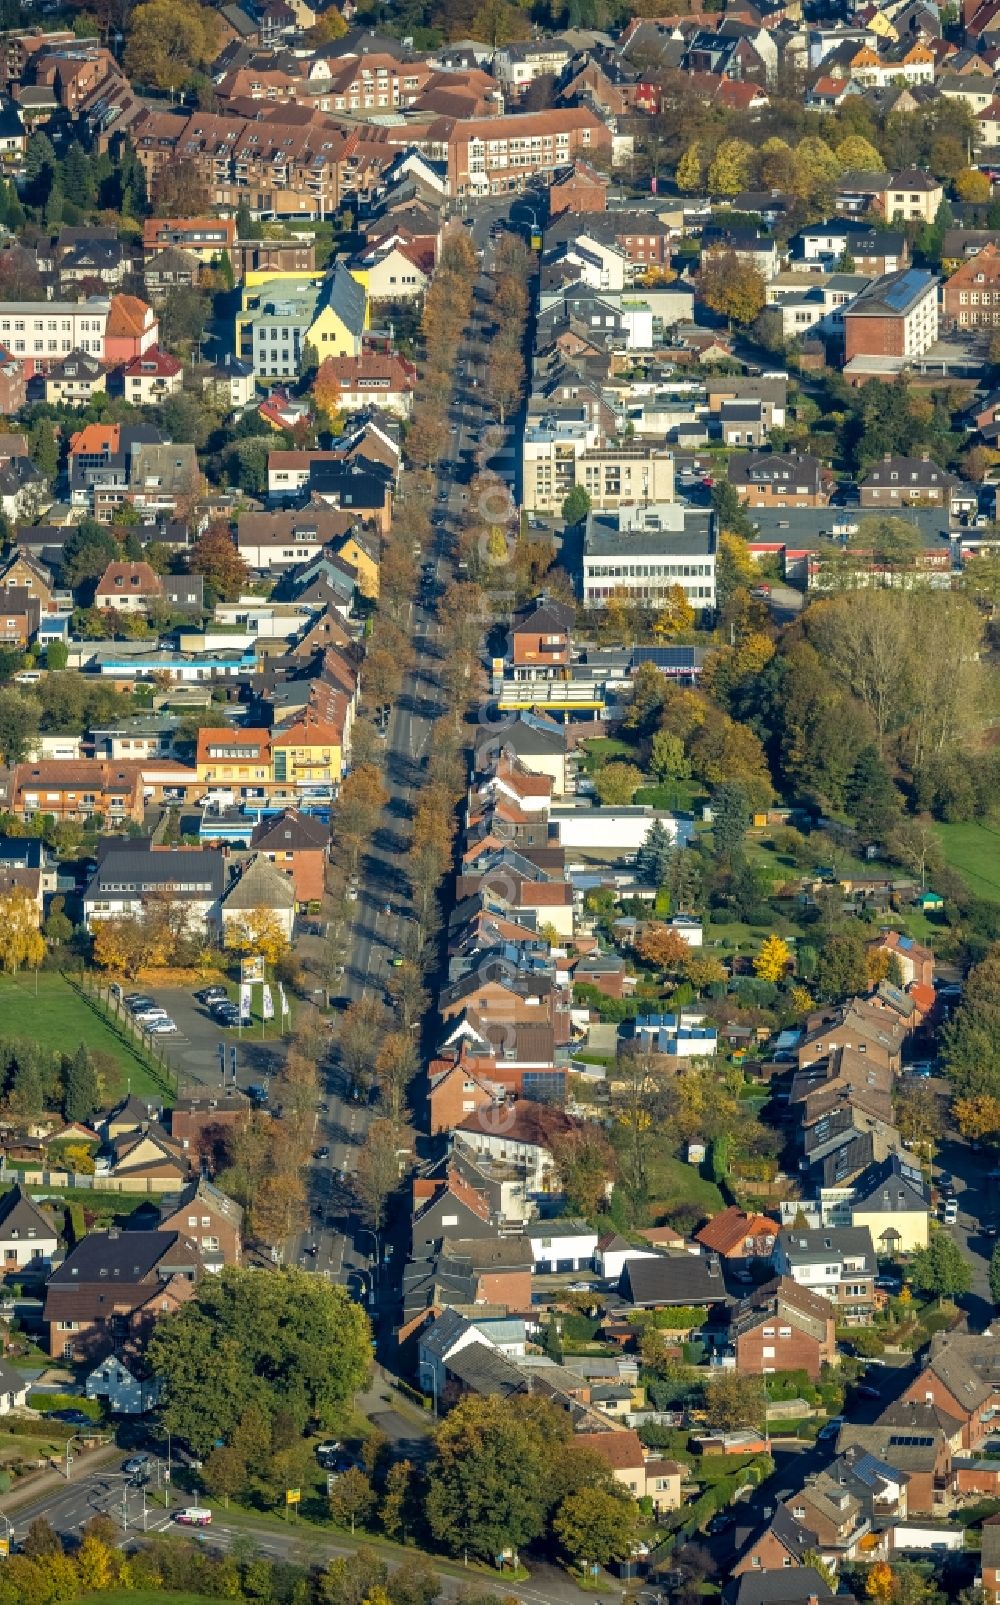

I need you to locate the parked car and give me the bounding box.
[49,1409,94,1426]
[197,986,228,1005]
[146,1017,177,1035]
[854,1383,881,1401]
[315,1145,330,1160]
[125,995,156,1014]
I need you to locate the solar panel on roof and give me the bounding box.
[632,646,699,668]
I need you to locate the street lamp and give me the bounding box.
[356,1225,380,1267]
[65,1433,86,1479]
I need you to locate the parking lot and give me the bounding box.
[118,986,286,1097]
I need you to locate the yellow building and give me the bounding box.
[236,264,367,378]
[196,728,274,792]
[271,715,344,788]
[850,1156,930,1256]
[332,529,380,599]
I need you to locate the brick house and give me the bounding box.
[549,159,609,217]
[158,1177,243,1269]
[728,452,830,508]
[43,1228,202,1360]
[842,268,939,362]
[168,1089,250,1155]
[511,598,574,669]
[943,242,1000,329]
[898,1332,1000,1452]
[732,1506,818,1575]
[0,585,40,647]
[430,107,614,199]
[438,1234,533,1310]
[728,1277,837,1381]
[870,930,935,988]
[798,1000,905,1074]
[249,810,329,905]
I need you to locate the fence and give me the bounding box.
[0,1162,179,1195]
[63,971,178,1100]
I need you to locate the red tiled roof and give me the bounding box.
[107,295,154,338]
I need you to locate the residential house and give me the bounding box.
[798,999,906,1073]
[619,1251,729,1310]
[236,264,367,378]
[158,1177,243,1269]
[10,760,146,824]
[0,1183,58,1273]
[312,350,417,418]
[732,1505,819,1575]
[120,348,183,405]
[417,1307,528,1401]
[0,585,40,648]
[109,1122,188,1185]
[871,930,935,988]
[44,349,106,406]
[727,1276,837,1381]
[144,246,201,304]
[898,1331,1000,1451]
[572,1429,683,1513]
[728,452,830,508]
[427,108,615,199]
[842,269,939,365]
[549,159,609,216]
[527,1219,598,1274]
[980,1515,1000,1602]
[220,851,297,944]
[93,561,165,615]
[772,1225,876,1322]
[0,1359,29,1414]
[781,1467,871,1566]
[249,810,329,904]
[104,295,159,364]
[859,456,958,508]
[943,243,1000,329]
[594,1232,664,1282]
[696,1206,778,1263]
[451,1099,576,1196]
[884,169,943,224]
[85,1355,160,1414]
[43,1228,202,1360]
[850,1154,930,1255]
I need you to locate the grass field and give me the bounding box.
[0,973,169,1102]
[79,1595,221,1605]
[936,819,1000,903]
[644,1152,724,1224]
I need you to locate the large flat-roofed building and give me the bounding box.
[843,268,939,361]
[582,504,716,612]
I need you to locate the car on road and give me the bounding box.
[943,1200,959,1224]
[707,1513,734,1534]
[875,1275,902,1293]
[854,1383,882,1400]
[247,1084,269,1106]
[567,1281,595,1292]
[123,1454,151,1474]
[818,1417,844,1441]
[174,1508,212,1526]
[315,1145,330,1160]
[983,1222,998,1238]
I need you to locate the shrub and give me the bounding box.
[27,1391,102,1422]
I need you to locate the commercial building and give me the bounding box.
[842,269,939,363]
[582,504,716,611]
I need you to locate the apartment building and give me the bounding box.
[523,423,673,515]
[842,268,939,362]
[0,296,109,368]
[236,264,366,378]
[773,1224,876,1322]
[943,243,1000,328]
[426,107,614,198]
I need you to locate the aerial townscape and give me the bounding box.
[1,1,1000,1604]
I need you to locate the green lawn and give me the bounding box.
[79,1596,221,1605]
[0,973,171,1103]
[644,1153,724,1225]
[936,819,1000,903]
[579,736,636,775]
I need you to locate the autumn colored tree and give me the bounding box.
[593,760,645,806]
[684,954,727,993]
[955,167,991,203]
[189,523,249,603]
[374,1031,418,1123]
[0,887,46,975]
[653,584,695,638]
[354,1117,406,1229]
[707,138,754,195]
[224,910,290,967]
[699,252,766,327]
[551,1126,616,1215]
[675,143,703,192]
[952,1094,1000,1142]
[636,923,692,973]
[330,762,388,873]
[124,0,219,89]
[91,916,150,979]
[754,934,792,984]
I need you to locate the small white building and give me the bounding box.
[594,1232,663,1282]
[551,806,693,854]
[0,1184,58,1270]
[0,1359,29,1415]
[528,1220,599,1273]
[86,1357,161,1414]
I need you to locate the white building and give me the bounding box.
[528,1220,599,1273]
[0,296,110,362]
[550,806,693,853]
[83,848,225,933]
[582,504,716,611]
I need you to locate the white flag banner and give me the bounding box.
[239,983,252,1021]
[279,983,290,1017]
[262,983,274,1021]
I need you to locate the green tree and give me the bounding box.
[46,640,68,671]
[62,522,119,589]
[650,730,691,784]
[553,1485,640,1568]
[425,1395,570,1562]
[711,781,750,863]
[329,1467,375,1533]
[910,1231,973,1301]
[28,418,58,484]
[146,1267,371,1456]
[0,688,40,764]
[635,819,674,884]
[991,1241,1000,1307]
[561,485,591,525]
[815,928,869,1002]
[61,1044,98,1123]
[846,744,899,846]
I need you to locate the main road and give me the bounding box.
[287,214,501,1317]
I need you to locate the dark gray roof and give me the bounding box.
[0,1183,57,1243]
[620,1252,729,1307]
[778,1224,875,1268]
[86,848,225,902]
[444,1339,528,1398]
[852,1152,929,1212]
[726,1567,838,1605]
[47,1229,193,1285]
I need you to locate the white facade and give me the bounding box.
[0,297,110,361]
[550,807,692,852]
[595,1242,662,1280]
[0,1221,58,1269]
[528,1224,599,1272]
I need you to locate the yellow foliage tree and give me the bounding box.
[0,886,46,975]
[865,1561,896,1605]
[91,916,149,979]
[224,910,290,967]
[754,934,791,983]
[790,985,813,1015]
[675,143,704,193]
[867,946,891,985]
[77,1535,116,1593]
[653,585,695,638]
[953,1094,1000,1141]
